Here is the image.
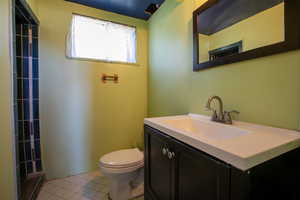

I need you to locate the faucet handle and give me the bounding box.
[226,110,240,115]
[224,110,240,124]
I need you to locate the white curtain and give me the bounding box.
[67,15,137,63]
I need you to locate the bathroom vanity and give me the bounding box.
[144,114,300,200]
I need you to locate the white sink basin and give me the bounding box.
[162,118,250,140]
[144,114,300,171]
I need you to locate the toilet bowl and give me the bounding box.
[99,148,144,200]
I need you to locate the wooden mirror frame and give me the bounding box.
[193,0,300,71]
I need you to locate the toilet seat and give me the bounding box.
[100,161,144,174]
[99,148,144,173]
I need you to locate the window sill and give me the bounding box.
[66,56,140,66]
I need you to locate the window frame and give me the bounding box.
[66,13,139,65]
[209,41,243,61]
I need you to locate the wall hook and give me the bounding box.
[102,74,118,83]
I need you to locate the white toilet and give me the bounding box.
[99,148,144,200]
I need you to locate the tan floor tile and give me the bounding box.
[37,171,143,200]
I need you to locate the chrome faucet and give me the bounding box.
[205,96,240,124]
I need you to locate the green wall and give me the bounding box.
[38,0,148,180]
[0,0,16,199]
[25,0,38,15]
[148,0,192,117]
[149,0,300,130]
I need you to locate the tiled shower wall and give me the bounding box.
[15,23,42,184]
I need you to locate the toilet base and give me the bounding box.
[131,183,144,199]
[130,168,144,198]
[103,168,144,200]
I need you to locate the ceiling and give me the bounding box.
[66,0,165,20]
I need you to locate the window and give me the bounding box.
[209,41,243,61]
[67,14,137,63]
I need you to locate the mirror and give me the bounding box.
[193,0,300,71]
[198,0,284,63]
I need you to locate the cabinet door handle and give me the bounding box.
[168,151,175,160]
[162,147,168,156]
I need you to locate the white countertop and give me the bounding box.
[144,114,300,171]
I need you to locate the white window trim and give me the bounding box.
[66,13,139,65]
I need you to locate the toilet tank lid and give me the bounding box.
[99,148,144,167]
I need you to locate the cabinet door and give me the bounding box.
[144,126,174,200]
[173,140,230,200]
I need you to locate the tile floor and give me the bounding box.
[37,171,144,200]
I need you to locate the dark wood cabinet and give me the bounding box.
[173,139,230,200]
[144,125,300,200]
[144,127,173,200]
[145,126,230,200]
